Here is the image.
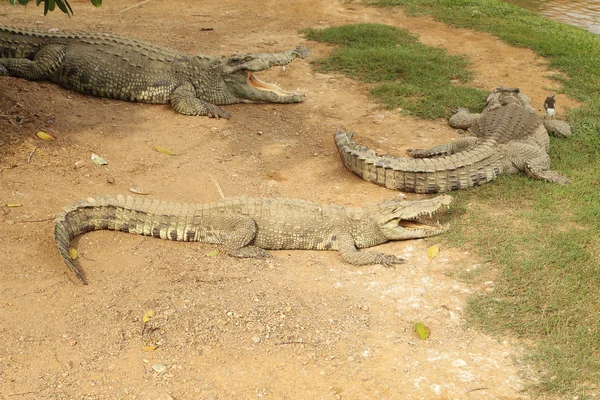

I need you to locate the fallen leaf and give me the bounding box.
[206,250,220,257]
[68,248,78,260]
[36,131,57,141]
[5,203,22,207]
[91,153,108,165]
[129,186,149,195]
[141,345,158,352]
[142,310,155,323]
[427,245,439,259]
[414,322,430,340]
[155,145,176,155]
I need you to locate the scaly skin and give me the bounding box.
[54,194,452,284]
[0,25,310,118]
[336,87,571,193]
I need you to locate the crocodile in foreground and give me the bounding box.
[55,194,452,284]
[0,25,310,118]
[335,87,571,193]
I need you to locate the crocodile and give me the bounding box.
[0,25,310,118]
[54,194,452,284]
[335,87,571,193]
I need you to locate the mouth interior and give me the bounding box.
[398,219,440,231]
[246,71,297,96]
[396,209,447,231]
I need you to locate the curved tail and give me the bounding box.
[54,194,172,284]
[334,130,502,193]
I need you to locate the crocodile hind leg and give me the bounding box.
[0,44,66,80]
[506,142,571,184]
[337,233,405,267]
[169,84,231,118]
[408,136,479,158]
[219,215,272,259]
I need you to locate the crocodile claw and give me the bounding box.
[208,105,231,119]
[378,254,406,267]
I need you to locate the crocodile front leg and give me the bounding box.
[448,108,482,130]
[408,136,480,158]
[337,233,405,267]
[0,43,66,80]
[169,84,231,118]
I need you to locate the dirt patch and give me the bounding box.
[0,0,572,398]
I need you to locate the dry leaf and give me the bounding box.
[206,250,220,257]
[5,203,22,207]
[155,145,176,155]
[141,345,158,352]
[37,131,57,141]
[129,186,149,195]
[68,248,79,260]
[142,310,155,323]
[91,153,108,165]
[414,322,430,340]
[427,245,439,259]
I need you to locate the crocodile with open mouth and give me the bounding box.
[55,194,451,284]
[0,25,310,118]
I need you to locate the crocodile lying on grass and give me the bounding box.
[55,194,452,284]
[0,25,310,118]
[336,87,571,193]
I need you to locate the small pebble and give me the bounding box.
[252,336,261,344]
[451,359,467,367]
[152,364,168,374]
[6,220,15,225]
[74,160,86,169]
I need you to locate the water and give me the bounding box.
[502,0,600,34]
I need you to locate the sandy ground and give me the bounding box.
[0,1,577,399]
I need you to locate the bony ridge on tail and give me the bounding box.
[54,194,452,284]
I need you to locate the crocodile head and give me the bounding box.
[219,46,311,104]
[486,86,535,111]
[370,195,452,240]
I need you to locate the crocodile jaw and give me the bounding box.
[378,195,452,240]
[224,70,305,103]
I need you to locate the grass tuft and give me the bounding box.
[303,24,486,118]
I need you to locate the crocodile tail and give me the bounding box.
[334,130,502,193]
[54,194,180,284]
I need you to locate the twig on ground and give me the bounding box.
[465,387,489,393]
[27,147,38,163]
[119,0,152,14]
[21,217,54,223]
[209,174,225,199]
[8,391,39,397]
[276,341,317,346]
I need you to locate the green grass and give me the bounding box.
[303,24,487,118]
[304,6,600,396]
